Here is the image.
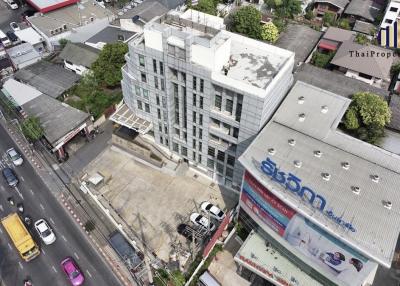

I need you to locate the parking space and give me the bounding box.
[0,0,26,32]
[82,146,238,261]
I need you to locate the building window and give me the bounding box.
[157,108,161,119]
[390,6,398,12]
[173,83,179,97]
[210,133,219,142]
[141,72,147,83]
[215,95,222,111]
[162,96,167,108]
[236,98,242,122]
[181,146,187,156]
[137,100,143,110]
[217,150,225,162]
[199,114,203,125]
[145,103,150,113]
[135,85,141,96]
[226,99,233,114]
[160,62,164,75]
[139,54,145,67]
[227,155,235,167]
[198,141,202,151]
[199,128,202,139]
[385,19,393,24]
[193,151,196,160]
[159,124,162,132]
[171,68,178,80]
[175,128,180,136]
[183,132,187,141]
[226,167,233,179]
[163,110,168,119]
[173,143,179,152]
[233,127,239,139]
[156,95,160,106]
[168,44,175,56]
[142,89,149,99]
[164,126,168,133]
[193,139,196,148]
[181,72,186,82]
[178,48,185,60]
[193,94,197,106]
[175,112,180,124]
[208,146,215,157]
[198,154,202,164]
[199,96,204,109]
[200,79,204,93]
[216,163,224,174]
[207,158,214,169]
[193,76,197,90]
[161,79,165,91]
[165,138,169,146]
[154,76,159,89]
[193,111,196,123]
[153,59,157,73]
[193,126,196,136]
[160,136,163,144]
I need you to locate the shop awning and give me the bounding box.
[110,104,152,135]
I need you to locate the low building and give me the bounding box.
[14,60,80,99]
[313,0,349,19]
[59,42,99,75]
[317,27,355,52]
[6,43,41,70]
[237,80,400,286]
[380,0,400,30]
[27,1,114,51]
[85,26,137,50]
[14,27,46,53]
[353,20,376,36]
[1,79,91,159]
[26,0,78,13]
[343,0,383,23]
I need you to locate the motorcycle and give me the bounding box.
[17,203,24,213]
[7,197,15,206]
[23,278,32,286]
[24,215,32,226]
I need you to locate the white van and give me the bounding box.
[198,271,221,286]
[0,30,11,47]
[7,0,18,9]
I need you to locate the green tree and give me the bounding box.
[305,10,314,20]
[21,116,44,142]
[343,92,391,144]
[322,12,336,26]
[339,18,350,30]
[355,33,368,45]
[59,38,70,49]
[231,6,262,39]
[91,42,129,87]
[260,22,279,42]
[311,51,335,68]
[391,62,400,75]
[192,0,218,15]
[272,17,287,33]
[266,0,301,18]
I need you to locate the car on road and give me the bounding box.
[61,257,85,286]
[2,168,18,187]
[34,219,56,245]
[0,29,11,47]
[190,213,215,232]
[177,223,197,242]
[7,0,18,9]
[6,31,18,42]
[201,202,225,221]
[9,22,20,32]
[6,148,23,166]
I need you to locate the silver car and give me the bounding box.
[6,148,23,166]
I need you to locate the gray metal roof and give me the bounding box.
[14,61,80,99]
[239,81,400,267]
[388,94,400,131]
[353,20,376,35]
[323,27,355,43]
[314,0,349,9]
[59,42,99,68]
[120,0,169,22]
[22,94,89,145]
[331,41,393,79]
[275,24,322,67]
[344,0,383,21]
[86,26,136,45]
[6,43,41,66]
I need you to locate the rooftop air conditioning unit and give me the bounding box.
[371,175,379,183]
[384,201,392,210]
[90,17,94,21]
[342,162,350,170]
[351,186,360,195]
[294,160,302,168]
[267,148,276,155]
[322,173,331,181]
[314,150,322,158]
[288,139,296,146]
[298,96,305,104]
[321,105,328,113]
[298,113,306,122]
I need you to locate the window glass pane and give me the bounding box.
[215,95,222,110]
[142,89,149,99]
[226,99,233,114]
[227,155,235,167]
[173,143,179,152]
[160,62,164,75]
[153,59,157,73]
[217,150,225,161]
[145,103,150,113]
[200,79,204,93]
[208,147,215,157]
[207,158,214,169]
[141,72,147,83]
[139,54,145,67]
[137,100,143,110]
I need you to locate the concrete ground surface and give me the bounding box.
[83,145,239,262]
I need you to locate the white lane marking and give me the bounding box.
[18,262,23,269]
[52,265,57,273]
[86,270,92,278]
[62,235,67,242]
[42,248,46,255]
[7,243,12,250]
[14,186,23,200]
[0,204,3,212]
[29,189,34,195]
[0,227,3,233]
[74,252,80,260]
[50,218,55,225]
[0,185,4,191]
[20,176,24,182]
[40,203,45,210]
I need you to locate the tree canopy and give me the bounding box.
[266,0,301,19]
[91,42,129,88]
[322,12,336,26]
[231,6,262,39]
[260,22,279,43]
[190,0,218,15]
[343,92,391,144]
[21,116,44,142]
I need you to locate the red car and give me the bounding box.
[61,257,85,286]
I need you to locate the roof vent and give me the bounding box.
[371,175,379,183]
[298,96,305,104]
[322,173,331,181]
[351,186,360,195]
[314,150,322,158]
[384,201,392,210]
[288,139,296,146]
[298,113,306,122]
[321,105,328,113]
[268,148,276,155]
[342,162,350,170]
[294,160,302,168]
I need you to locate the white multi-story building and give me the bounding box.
[117,9,294,190]
[380,0,400,29]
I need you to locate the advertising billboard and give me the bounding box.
[240,171,377,286]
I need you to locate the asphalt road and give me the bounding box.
[0,123,123,286]
[0,0,30,32]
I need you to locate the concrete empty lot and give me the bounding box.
[83,146,238,261]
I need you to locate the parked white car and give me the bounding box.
[7,0,18,9]
[201,201,225,221]
[6,148,23,166]
[34,219,56,245]
[9,22,20,32]
[190,213,215,232]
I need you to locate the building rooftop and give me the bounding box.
[323,27,355,43]
[331,41,393,79]
[85,26,136,47]
[14,27,43,46]
[239,81,400,267]
[26,0,78,13]
[275,24,322,67]
[353,20,376,35]
[388,94,400,131]
[59,42,99,68]
[14,61,80,98]
[344,0,382,22]
[2,78,42,106]
[119,0,169,22]
[27,0,114,37]
[6,43,41,67]
[314,0,349,9]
